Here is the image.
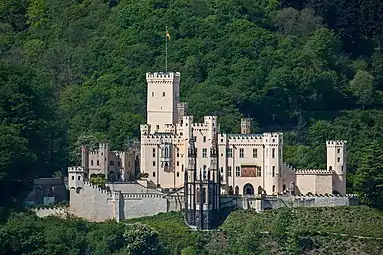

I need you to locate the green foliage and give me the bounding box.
[0,0,383,214]
[90,175,107,189]
[0,212,165,255]
[124,222,164,255]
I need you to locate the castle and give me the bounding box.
[60,71,357,230]
[80,71,347,197]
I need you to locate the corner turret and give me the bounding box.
[68,166,85,190]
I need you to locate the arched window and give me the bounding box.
[196,188,200,203]
[235,186,239,195]
[203,188,207,203]
[258,186,263,194]
[283,184,286,191]
[329,166,332,170]
[272,185,276,193]
[164,146,169,158]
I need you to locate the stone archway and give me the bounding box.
[243,183,255,195]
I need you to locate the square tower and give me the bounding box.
[326,140,347,194]
[146,72,180,132]
[241,118,252,134]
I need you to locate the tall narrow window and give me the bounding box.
[253,148,257,158]
[227,148,233,158]
[266,148,268,158]
[91,160,93,166]
[196,188,200,203]
[97,160,99,166]
[337,148,340,153]
[203,165,207,178]
[203,188,207,203]
[272,148,275,158]
[202,148,207,158]
[153,148,156,157]
[236,166,241,177]
[152,92,154,97]
[272,166,276,177]
[153,161,155,166]
[203,136,206,142]
[337,157,340,162]
[163,92,165,97]
[239,148,244,158]
[228,166,232,177]
[256,167,261,177]
[272,185,275,193]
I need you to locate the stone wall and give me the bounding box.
[68,182,185,222]
[32,207,67,218]
[64,181,359,222]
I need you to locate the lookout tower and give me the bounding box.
[146,72,180,133]
[327,140,347,194]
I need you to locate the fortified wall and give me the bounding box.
[67,167,184,222]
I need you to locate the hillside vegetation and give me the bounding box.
[1,207,382,254]
[0,0,383,215]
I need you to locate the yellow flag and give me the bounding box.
[166,30,171,41]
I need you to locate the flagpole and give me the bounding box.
[165,26,168,72]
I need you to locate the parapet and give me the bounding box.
[146,72,181,79]
[228,134,263,141]
[295,169,334,175]
[99,143,110,148]
[68,166,85,172]
[326,140,347,147]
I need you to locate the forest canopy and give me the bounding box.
[0,0,382,212]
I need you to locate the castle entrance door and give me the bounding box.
[243,183,254,195]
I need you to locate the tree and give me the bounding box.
[353,141,383,208]
[123,223,164,255]
[349,70,375,109]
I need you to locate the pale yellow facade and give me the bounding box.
[79,71,347,195]
[138,71,348,195]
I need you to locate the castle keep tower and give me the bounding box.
[327,140,347,194]
[146,72,180,132]
[241,118,252,134]
[185,128,221,230]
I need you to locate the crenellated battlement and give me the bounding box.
[146,72,180,79]
[294,193,357,198]
[83,181,111,194]
[68,166,84,172]
[122,193,163,199]
[295,169,334,175]
[284,163,296,171]
[326,140,347,147]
